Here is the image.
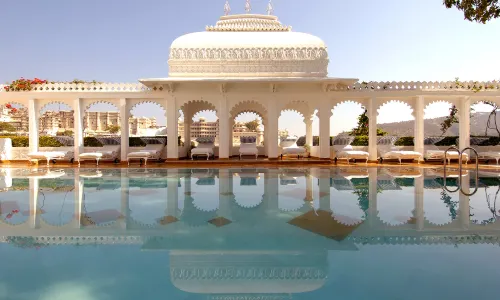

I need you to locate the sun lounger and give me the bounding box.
[423,137,469,164]
[78,145,120,166]
[27,151,74,167]
[191,137,215,160]
[332,135,369,164]
[127,143,165,166]
[239,136,259,159]
[280,136,306,159]
[378,136,423,164]
[475,137,500,164]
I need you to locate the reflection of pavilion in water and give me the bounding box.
[1,167,500,297]
[1,167,500,239]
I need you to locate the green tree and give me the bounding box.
[244,119,260,132]
[106,125,121,134]
[350,109,387,136]
[444,0,500,23]
[0,122,16,132]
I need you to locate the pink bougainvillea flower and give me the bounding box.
[6,214,12,219]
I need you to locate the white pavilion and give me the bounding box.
[1,1,499,162]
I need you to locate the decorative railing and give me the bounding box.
[335,81,500,92]
[1,81,499,93]
[0,82,160,92]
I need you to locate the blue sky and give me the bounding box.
[1,0,499,135]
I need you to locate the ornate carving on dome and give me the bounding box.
[168,47,328,78]
[206,14,291,32]
[169,47,327,61]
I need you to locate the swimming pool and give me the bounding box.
[0,166,499,299]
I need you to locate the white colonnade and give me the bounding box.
[2,81,499,161]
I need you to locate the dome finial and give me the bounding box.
[224,0,231,15]
[267,0,274,15]
[245,0,251,13]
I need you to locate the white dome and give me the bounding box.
[168,14,329,78]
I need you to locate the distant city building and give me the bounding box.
[128,116,157,136]
[0,105,29,132]
[0,105,279,143]
[178,118,265,145]
[39,110,74,135]
[0,106,159,136]
[85,111,120,133]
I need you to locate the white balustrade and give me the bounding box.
[1,81,498,93]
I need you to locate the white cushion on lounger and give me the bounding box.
[79,152,104,158]
[239,143,258,155]
[337,146,369,159]
[384,151,422,159]
[478,151,500,158]
[338,150,369,159]
[426,150,468,160]
[478,151,500,164]
[28,152,68,159]
[191,142,215,156]
[191,147,214,155]
[282,147,306,154]
[127,151,157,158]
[138,150,160,155]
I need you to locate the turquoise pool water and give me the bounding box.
[1,167,500,299]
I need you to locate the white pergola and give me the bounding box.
[1,12,499,161]
[1,80,499,161]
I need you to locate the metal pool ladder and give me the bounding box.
[443,146,479,196]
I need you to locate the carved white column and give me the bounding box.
[319,102,331,159]
[184,118,191,151]
[414,175,424,230]
[73,170,83,229]
[414,96,425,155]
[318,169,331,211]
[459,173,470,230]
[166,169,179,219]
[263,119,268,154]
[167,92,179,159]
[119,98,129,161]
[229,119,234,156]
[459,97,471,151]
[368,98,378,161]
[264,171,279,212]
[28,99,39,153]
[266,101,279,159]
[218,92,230,159]
[305,118,313,147]
[218,169,233,220]
[29,177,40,229]
[74,98,84,158]
[120,170,129,229]
[368,168,378,227]
[304,172,314,201]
